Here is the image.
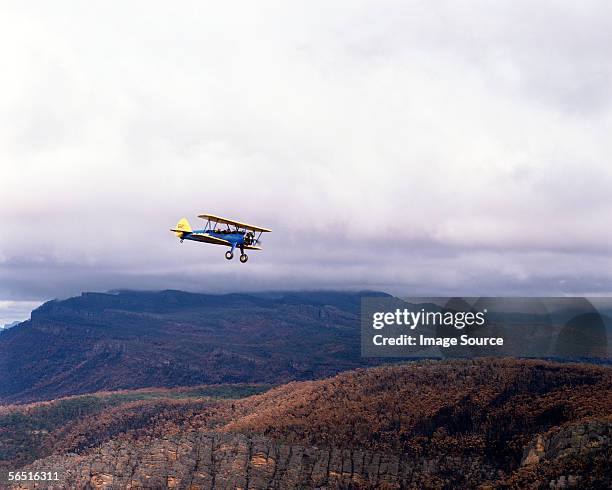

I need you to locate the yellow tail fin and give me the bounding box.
[172,217,192,237]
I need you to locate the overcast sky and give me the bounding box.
[1,1,612,323]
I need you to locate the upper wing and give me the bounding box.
[188,234,231,246]
[198,214,271,233]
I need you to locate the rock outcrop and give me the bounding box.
[14,432,496,489]
[522,418,611,467]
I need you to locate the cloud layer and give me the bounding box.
[1,1,612,311]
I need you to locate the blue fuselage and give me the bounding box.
[185,229,246,246]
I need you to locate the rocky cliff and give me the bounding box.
[14,431,500,489]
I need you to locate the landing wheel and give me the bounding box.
[240,254,248,263]
[225,251,234,260]
[180,239,184,243]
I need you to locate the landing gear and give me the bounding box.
[238,245,248,263]
[225,251,234,260]
[180,239,184,243]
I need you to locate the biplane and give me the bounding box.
[170,214,271,263]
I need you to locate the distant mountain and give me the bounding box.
[4,360,611,489]
[0,320,21,331]
[0,290,390,404]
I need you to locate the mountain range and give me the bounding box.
[0,290,610,488]
[0,290,388,404]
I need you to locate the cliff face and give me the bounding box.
[522,418,611,466]
[4,360,611,489]
[510,418,612,489]
[14,432,496,490]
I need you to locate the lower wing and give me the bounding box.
[188,234,231,246]
[187,234,261,250]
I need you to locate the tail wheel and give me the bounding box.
[240,254,248,263]
[225,251,234,260]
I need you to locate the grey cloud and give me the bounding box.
[1,1,611,303]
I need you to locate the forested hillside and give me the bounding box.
[5,360,611,489]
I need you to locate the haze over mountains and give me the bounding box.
[0,321,20,331]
